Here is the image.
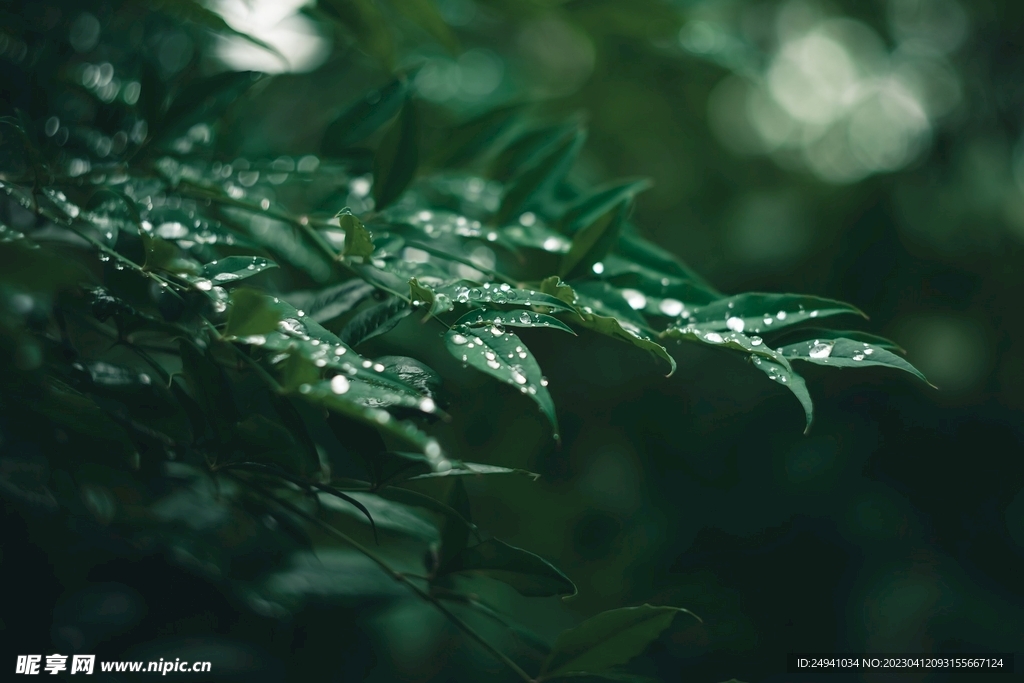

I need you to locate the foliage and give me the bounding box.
[0,0,925,680]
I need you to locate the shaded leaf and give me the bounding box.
[373,100,419,210]
[540,605,697,680]
[285,279,376,323]
[320,0,396,68]
[339,295,411,347]
[494,127,586,226]
[561,199,628,280]
[322,78,408,154]
[320,491,439,542]
[749,356,814,433]
[443,538,577,598]
[438,280,578,314]
[561,178,652,235]
[393,0,459,53]
[433,103,526,169]
[157,70,260,143]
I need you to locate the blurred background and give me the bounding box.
[3,0,1024,681]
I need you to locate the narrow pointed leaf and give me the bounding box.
[443,538,577,598]
[373,100,419,210]
[440,281,578,314]
[433,103,525,169]
[561,178,652,235]
[749,356,814,433]
[688,293,866,335]
[561,200,628,280]
[319,491,439,543]
[339,295,411,347]
[780,337,929,384]
[392,0,459,53]
[322,78,407,154]
[540,605,698,679]
[455,308,575,335]
[285,280,376,323]
[494,128,586,226]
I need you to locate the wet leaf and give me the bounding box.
[225,288,289,339]
[687,293,866,336]
[433,103,525,169]
[561,199,628,281]
[780,337,929,384]
[540,605,698,680]
[202,256,277,286]
[444,324,558,433]
[285,280,376,323]
[320,490,439,542]
[339,295,411,347]
[561,178,652,235]
[340,210,375,261]
[455,308,575,335]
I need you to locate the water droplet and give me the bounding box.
[622,289,647,310]
[420,397,436,413]
[543,237,563,251]
[777,310,787,320]
[195,279,213,291]
[809,341,833,359]
[510,365,527,384]
[852,354,865,361]
[809,310,819,318]
[863,348,874,355]
[487,359,501,369]
[328,375,351,396]
[726,316,745,333]
[451,334,468,345]
[260,198,270,210]
[704,332,724,343]
[763,316,774,326]
[591,262,605,274]
[372,363,385,372]
[490,323,505,336]
[659,298,684,316]
[540,376,549,386]
[519,312,532,324]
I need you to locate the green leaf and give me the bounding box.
[455,308,575,335]
[540,605,698,680]
[225,288,289,338]
[780,337,930,384]
[439,479,473,570]
[140,228,199,274]
[234,414,315,476]
[445,324,558,434]
[201,256,277,286]
[561,178,652,235]
[494,127,586,226]
[178,339,236,440]
[432,103,526,169]
[443,538,577,598]
[392,0,460,54]
[687,293,866,335]
[157,70,260,143]
[373,100,419,210]
[539,276,577,306]
[147,1,285,65]
[561,199,628,280]
[321,78,408,154]
[578,312,676,377]
[319,0,396,68]
[409,277,439,318]
[339,295,411,347]
[320,490,439,543]
[439,281,578,314]
[297,381,444,459]
[339,210,375,261]
[488,121,579,182]
[284,280,376,323]
[375,356,441,398]
[613,233,721,302]
[749,356,815,433]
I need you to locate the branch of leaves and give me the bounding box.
[660,293,929,430]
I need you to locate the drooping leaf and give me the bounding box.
[443,538,577,598]
[156,70,261,143]
[540,605,698,680]
[438,281,578,314]
[373,100,419,210]
[224,288,289,338]
[494,127,586,226]
[749,356,815,433]
[321,78,408,154]
[319,490,439,543]
[445,324,558,433]
[147,0,285,65]
[374,356,441,398]
[339,295,411,347]
[202,256,277,286]
[488,121,580,182]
